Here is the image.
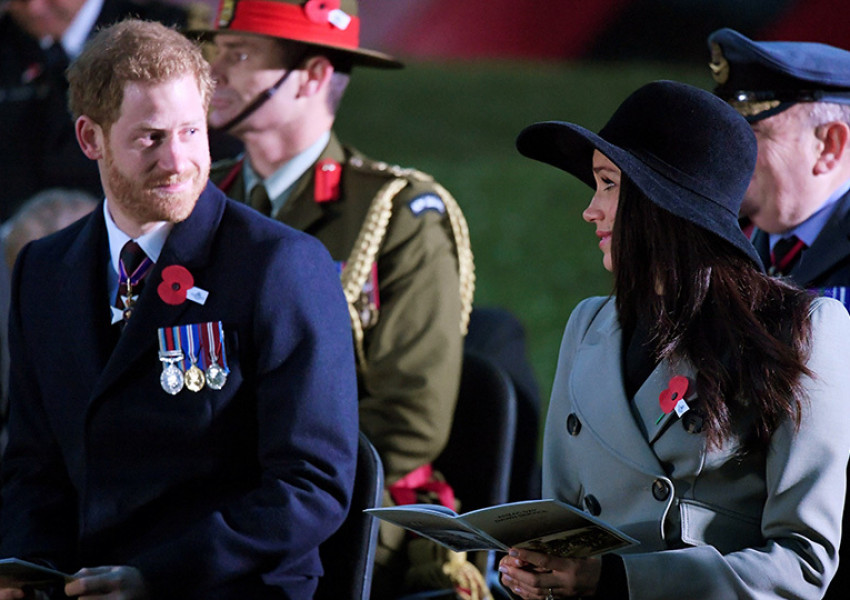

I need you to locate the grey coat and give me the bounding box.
[543,296,850,599]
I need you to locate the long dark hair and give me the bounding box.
[613,177,813,449]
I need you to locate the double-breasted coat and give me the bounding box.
[0,183,359,599]
[543,296,850,599]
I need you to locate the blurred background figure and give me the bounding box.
[0,187,97,452]
[0,0,240,220]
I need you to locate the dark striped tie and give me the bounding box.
[769,235,807,276]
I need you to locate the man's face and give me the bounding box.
[745,104,826,234]
[208,34,290,133]
[7,0,87,40]
[102,75,210,229]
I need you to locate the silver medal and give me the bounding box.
[159,349,184,395]
[205,362,227,390]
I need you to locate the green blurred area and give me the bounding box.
[335,59,708,406]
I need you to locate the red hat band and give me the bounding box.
[217,0,361,50]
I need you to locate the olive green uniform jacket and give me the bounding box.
[210,133,473,488]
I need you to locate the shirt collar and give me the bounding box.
[103,201,172,275]
[41,0,103,59]
[243,131,331,216]
[769,177,850,250]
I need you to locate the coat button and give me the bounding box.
[566,413,582,436]
[583,494,601,516]
[652,479,671,501]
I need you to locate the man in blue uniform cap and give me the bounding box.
[709,27,850,600]
[709,28,850,305]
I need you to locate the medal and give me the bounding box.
[202,321,229,390]
[160,360,185,395]
[157,328,185,395]
[185,363,205,392]
[182,324,205,392]
[115,248,153,325]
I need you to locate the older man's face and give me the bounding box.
[8,0,87,40]
[745,104,827,234]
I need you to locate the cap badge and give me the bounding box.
[709,42,730,85]
[217,0,236,28]
[304,0,352,30]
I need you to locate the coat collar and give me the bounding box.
[569,300,699,474]
[791,190,850,284]
[751,189,850,286]
[279,132,346,232]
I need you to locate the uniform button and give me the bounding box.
[652,479,671,501]
[566,413,582,436]
[583,494,601,516]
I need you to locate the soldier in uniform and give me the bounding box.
[708,29,850,303]
[708,28,850,600]
[189,1,476,597]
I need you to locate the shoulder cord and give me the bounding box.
[339,173,475,370]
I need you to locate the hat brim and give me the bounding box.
[517,121,764,271]
[185,28,403,69]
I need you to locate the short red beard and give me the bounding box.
[103,145,208,226]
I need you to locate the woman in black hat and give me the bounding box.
[499,81,850,599]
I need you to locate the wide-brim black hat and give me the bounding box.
[516,80,763,271]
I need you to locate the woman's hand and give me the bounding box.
[498,548,602,599]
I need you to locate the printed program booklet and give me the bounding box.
[366,499,638,558]
[0,558,73,588]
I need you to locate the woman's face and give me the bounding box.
[583,150,621,272]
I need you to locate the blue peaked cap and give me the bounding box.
[708,28,850,121]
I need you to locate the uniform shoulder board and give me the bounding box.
[347,156,434,182]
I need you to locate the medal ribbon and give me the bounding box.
[118,255,154,294]
[179,325,198,370]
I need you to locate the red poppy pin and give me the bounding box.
[158,265,194,305]
[656,375,690,424]
[303,0,350,29]
[304,0,339,23]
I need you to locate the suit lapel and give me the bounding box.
[751,229,770,270]
[59,206,116,388]
[792,191,850,285]
[90,183,226,400]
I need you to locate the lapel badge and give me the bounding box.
[656,375,690,424]
[315,158,342,203]
[158,265,208,306]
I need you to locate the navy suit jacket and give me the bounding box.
[0,183,359,599]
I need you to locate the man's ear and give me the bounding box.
[297,55,334,98]
[75,116,105,160]
[814,121,850,175]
